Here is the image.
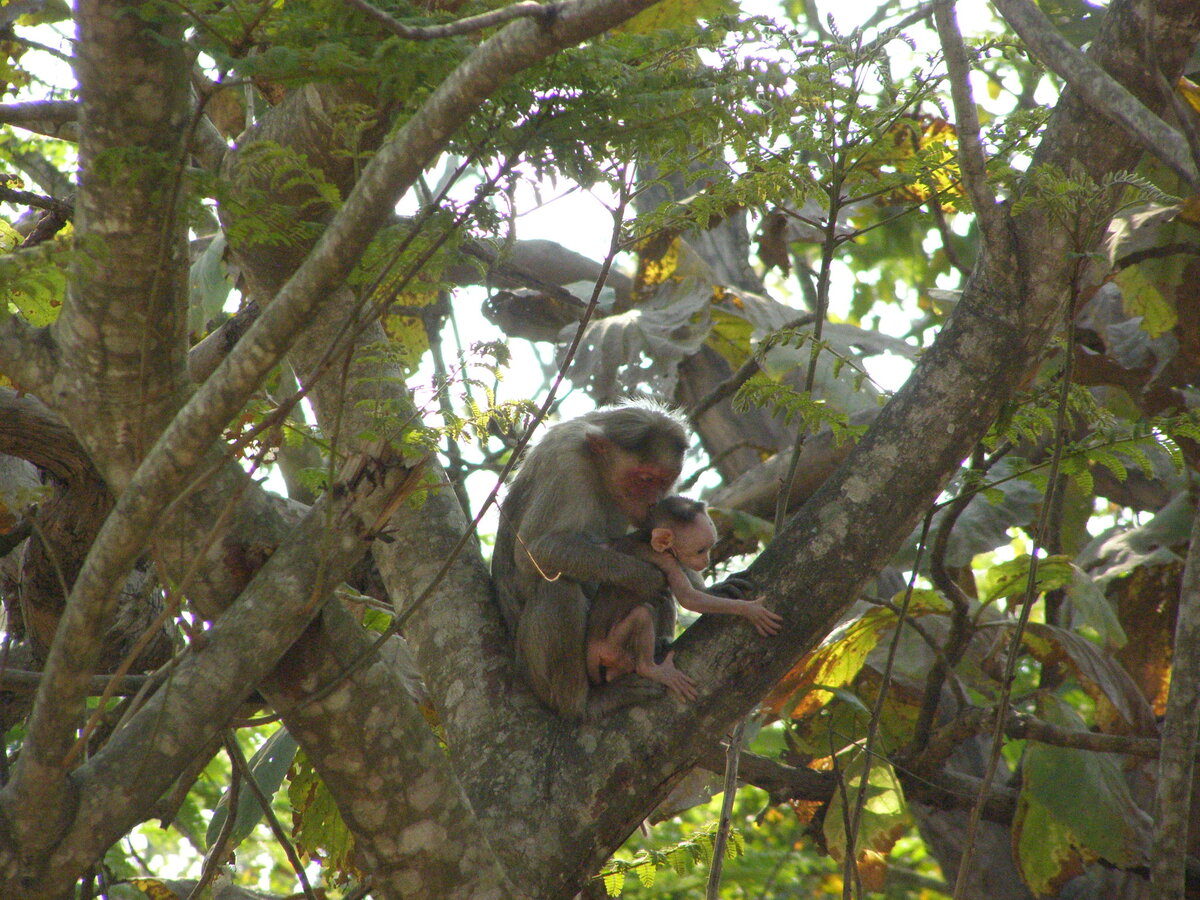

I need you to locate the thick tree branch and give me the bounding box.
[429,1,1200,893]
[0,184,72,218]
[3,443,515,899]
[993,0,1200,188]
[3,0,193,851]
[1150,498,1200,899]
[0,389,92,481]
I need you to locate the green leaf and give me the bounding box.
[603,870,625,896]
[822,755,909,864]
[206,727,298,849]
[1113,264,1178,338]
[0,220,21,252]
[1022,623,1154,733]
[1064,565,1126,648]
[1013,695,1151,894]
[634,861,656,888]
[288,748,359,879]
[980,553,1074,604]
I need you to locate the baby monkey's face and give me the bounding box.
[669,514,718,572]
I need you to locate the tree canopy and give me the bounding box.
[2,0,1200,897]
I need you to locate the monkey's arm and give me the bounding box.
[659,559,783,636]
[523,532,667,601]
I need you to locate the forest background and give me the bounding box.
[2,0,1200,897]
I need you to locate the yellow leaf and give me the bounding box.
[1112,266,1178,337]
[128,880,180,900]
[616,0,735,33]
[1178,196,1200,224]
[1177,76,1200,114]
[0,220,20,252]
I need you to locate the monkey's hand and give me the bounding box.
[638,651,697,703]
[707,572,755,599]
[740,597,784,637]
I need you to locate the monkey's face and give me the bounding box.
[614,460,680,523]
[661,514,718,572]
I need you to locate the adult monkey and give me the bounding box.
[493,403,688,719]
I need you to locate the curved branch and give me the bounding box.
[933,0,1005,242]
[994,0,1200,188]
[0,389,93,481]
[342,0,552,40]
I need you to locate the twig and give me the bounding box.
[992,0,1200,189]
[844,512,933,900]
[706,719,746,899]
[862,2,935,57]
[187,754,240,900]
[927,197,970,277]
[951,289,1080,900]
[911,450,981,752]
[689,315,814,421]
[0,183,72,217]
[1007,712,1158,758]
[224,731,317,900]
[341,0,553,40]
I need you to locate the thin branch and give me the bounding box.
[911,450,981,751]
[1150,494,1200,899]
[706,720,745,900]
[224,732,317,900]
[845,512,933,900]
[0,668,150,695]
[1007,712,1159,758]
[186,755,239,900]
[0,100,79,141]
[0,184,73,218]
[689,314,815,421]
[696,744,836,803]
[992,0,1200,189]
[952,286,1080,900]
[862,2,935,57]
[341,0,552,40]
[932,0,1006,243]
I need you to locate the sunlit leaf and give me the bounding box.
[1013,695,1151,894]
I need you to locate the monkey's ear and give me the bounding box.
[650,527,674,553]
[585,427,614,456]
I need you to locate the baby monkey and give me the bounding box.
[586,496,784,701]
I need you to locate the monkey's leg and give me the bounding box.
[515,580,590,721]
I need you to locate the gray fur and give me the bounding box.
[492,403,687,719]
